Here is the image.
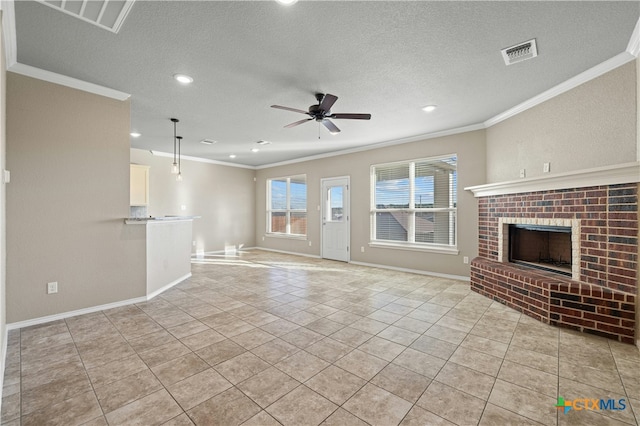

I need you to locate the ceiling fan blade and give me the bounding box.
[271,105,310,115]
[330,113,372,120]
[319,94,338,112]
[322,119,340,134]
[284,118,313,128]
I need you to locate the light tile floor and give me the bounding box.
[2,251,640,425]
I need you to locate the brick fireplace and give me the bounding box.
[466,171,639,344]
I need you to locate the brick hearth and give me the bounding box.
[470,183,638,343]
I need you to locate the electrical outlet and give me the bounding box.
[361,246,365,253]
[543,162,550,173]
[519,169,526,178]
[47,281,58,294]
[192,241,196,247]
[262,236,265,241]
[463,256,469,264]
[308,241,312,247]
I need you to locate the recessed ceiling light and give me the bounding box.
[130,132,141,138]
[200,139,216,145]
[251,148,260,153]
[174,74,194,84]
[422,105,437,112]
[275,0,298,5]
[229,154,237,159]
[256,140,271,145]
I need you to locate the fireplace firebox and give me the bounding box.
[508,224,572,276]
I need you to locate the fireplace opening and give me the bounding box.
[508,224,572,276]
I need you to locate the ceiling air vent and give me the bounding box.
[200,139,217,145]
[35,0,135,33]
[501,39,538,66]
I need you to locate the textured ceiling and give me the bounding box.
[13,1,640,167]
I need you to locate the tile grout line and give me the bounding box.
[6,252,639,426]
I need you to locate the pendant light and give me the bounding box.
[176,136,183,182]
[170,118,179,174]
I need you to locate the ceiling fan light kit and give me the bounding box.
[271,93,371,135]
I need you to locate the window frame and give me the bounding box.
[369,155,458,254]
[266,174,308,238]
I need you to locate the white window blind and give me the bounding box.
[371,155,457,248]
[268,175,307,236]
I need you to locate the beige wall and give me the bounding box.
[6,73,146,323]
[486,61,637,183]
[130,149,256,254]
[0,13,7,379]
[256,130,486,278]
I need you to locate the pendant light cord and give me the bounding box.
[177,136,182,173]
[170,118,179,165]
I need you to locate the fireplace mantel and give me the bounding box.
[465,162,640,198]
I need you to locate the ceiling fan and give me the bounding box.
[271,93,371,134]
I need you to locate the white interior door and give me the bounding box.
[321,177,350,262]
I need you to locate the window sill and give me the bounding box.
[368,241,459,255]
[265,233,307,241]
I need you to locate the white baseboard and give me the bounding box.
[6,296,147,330]
[7,274,192,331]
[255,247,469,281]
[254,246,322,259]
[349,260,470,282]
[147,273,191,300]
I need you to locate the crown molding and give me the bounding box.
[149,150,256,170]
[8,62,130,101]
[255,123,486,170]
[3,8,636,170]
[627,16,640,57]
[484,52,636,128]
[1,0,17,67]
[464,162,640,198]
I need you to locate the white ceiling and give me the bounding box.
[12,1,640,168]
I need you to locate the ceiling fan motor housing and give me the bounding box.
[271,92,370,133]
[309,104,326,120]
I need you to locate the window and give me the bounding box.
[267,175,307,236]
[371,155,457,251]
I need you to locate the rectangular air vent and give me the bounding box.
[36,0,135,33]
[200,139,217,145]
[501,39,538,66]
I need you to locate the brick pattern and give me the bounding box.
[471,258,636,343]
[472,183,638,343]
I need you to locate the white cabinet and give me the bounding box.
[130,164,149,206]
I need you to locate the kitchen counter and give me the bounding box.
[125,216,200,224]
[126,217,197,298]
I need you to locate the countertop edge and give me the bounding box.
[125,216,201,225]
